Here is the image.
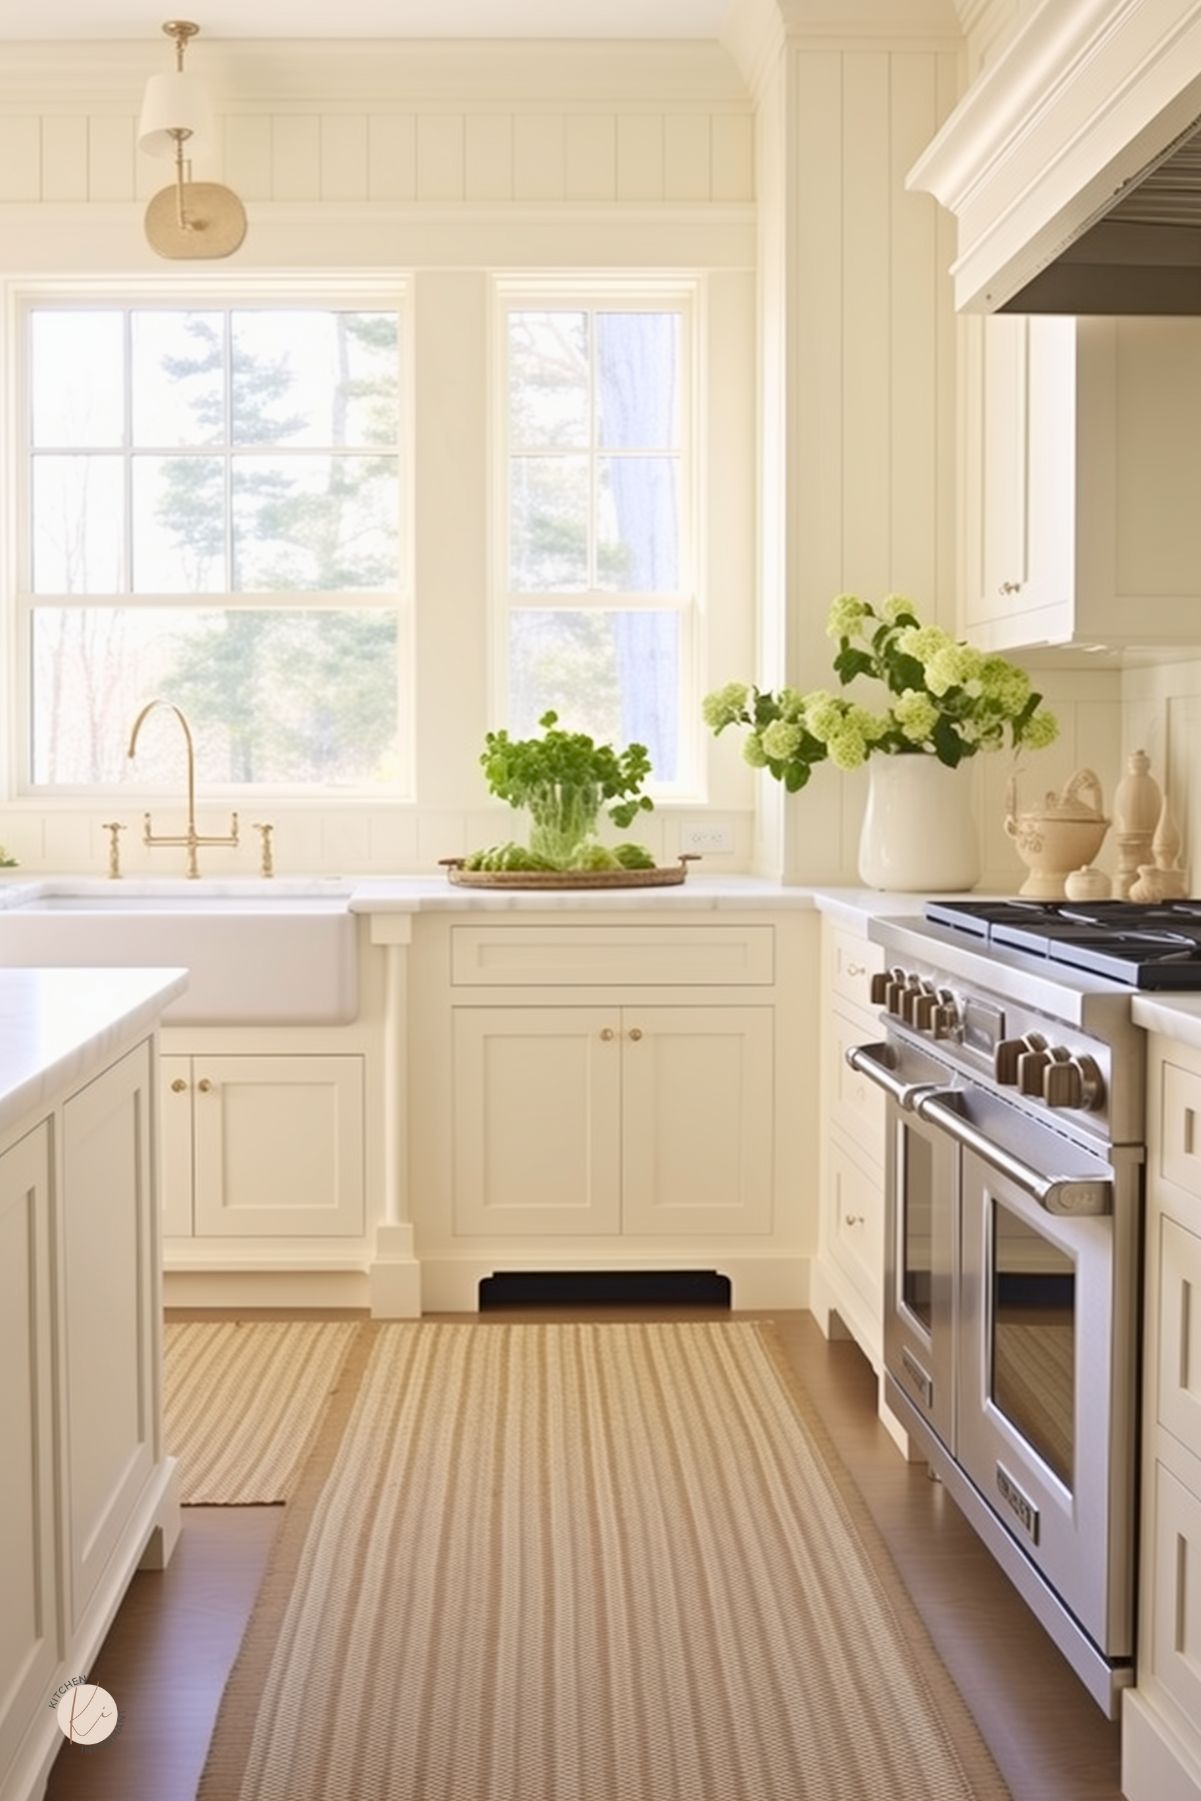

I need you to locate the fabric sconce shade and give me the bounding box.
[138,69,214,161]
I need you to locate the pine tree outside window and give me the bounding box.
[20,290,410,794]
[494,279,701,797]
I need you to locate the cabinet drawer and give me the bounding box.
[1158,1214,1201,1455]
[1149,1462,1201,1734]
[826,1005,886,1160]
[827,927,884,1014]
[1158,1059,1201,1201]
[828,1134,884,1308]
[450,925,774,988]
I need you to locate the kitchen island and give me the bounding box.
[0,967,185,1801]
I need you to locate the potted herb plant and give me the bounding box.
[462,711,657,876]
[703,595,1058,891]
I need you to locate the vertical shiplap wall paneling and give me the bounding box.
[788,50,846,876]
[223,116,273,199]
[752,60,788,878]
[416,116,465,201]
[319,116,369,201]
[711,113,754,203]
[616,116,664,200]
[368,115,417,201]
[87,116,135,200]
[40,117,88,201]
[564,115,617,200]
[465,116,514,202]
[272,116,321,201]
[784,44,959,882]
[513,115,564,201]
[935,51,960,629]
[664,115,711,202]
[0,119,39,200]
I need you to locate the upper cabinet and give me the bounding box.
[962,313,1201,651]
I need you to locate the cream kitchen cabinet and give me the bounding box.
[161,1053,364,1239]
[0,973,179,1801]
[962,314,1201,651]
[1124,1034,1201,1801]
[451,1004,773,1240]
[409,909,814,1313]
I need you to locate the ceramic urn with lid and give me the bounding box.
[1005,769,1110,901]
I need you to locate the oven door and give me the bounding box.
[847,1039,958,1448]
[932,1095,1138,1658]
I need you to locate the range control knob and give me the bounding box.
[995,1031,1047,1086]
[1044,1054,1107,1112]
[901,979,932,1025]
[912,991,939,1032]
[932,997,961,1040]
[1017,1045,1051,1095]
[884,967,908,1013]
[869,970,890,1006]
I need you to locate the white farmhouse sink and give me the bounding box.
[0,882,358,1024]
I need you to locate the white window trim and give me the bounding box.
[4,274,415,804]
[488,273,708,805]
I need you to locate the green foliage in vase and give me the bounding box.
[703,594,1058,794]
[480,710,653,867]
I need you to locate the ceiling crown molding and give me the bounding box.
[0,37,750,107]
[908,0,1201,310]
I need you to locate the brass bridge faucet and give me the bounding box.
[127,700,239,880]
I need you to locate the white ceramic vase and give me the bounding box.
[858,753,980,893]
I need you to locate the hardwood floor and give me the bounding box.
[44,1308,1123,1801]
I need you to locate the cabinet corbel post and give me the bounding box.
[368,914,421,1318]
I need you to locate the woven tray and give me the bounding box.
[440,854,699,891]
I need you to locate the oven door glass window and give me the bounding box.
[990,1199,1076,1488]
[901,1126,934,1331]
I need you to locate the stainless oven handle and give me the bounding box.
[914,1092,1112,1218]
[845,1042,944,1112]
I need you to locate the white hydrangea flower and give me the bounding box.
[761,719,803,762]
[892,689,939,743]
[826,593,868,639]
[701,682,751,730]
[827,726,867,771]
[742,732,769,768]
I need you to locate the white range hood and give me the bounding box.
[909,0,1201,313]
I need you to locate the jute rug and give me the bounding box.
[199,1321,1009,1800]
[164,1320,358,1504]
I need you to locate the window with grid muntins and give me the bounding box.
[23,300,407,792]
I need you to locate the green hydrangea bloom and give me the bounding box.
[803,691,844,744]
[848,705,889,743]
[1022,709,1059,750]
[743,732,769,769]
[896,624,953,663]
[879,593,917,626]
[776,686,806,722]
[978,657,1031,716]
[826,593,868,639]
[702,682,751,730]
[761,719,803,761]
[893,689,939,743]
[827,726,867,771]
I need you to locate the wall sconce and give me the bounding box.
[138,20,246,260]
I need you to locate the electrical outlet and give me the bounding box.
[679,822,735,856]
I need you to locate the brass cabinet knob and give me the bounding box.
[169,1077,188,1093]
[600,1028,615,1042]
[846,961,866,978]
[628,1028,644,1042]
[197,1078,214,1093]
[844,1213,866,1227]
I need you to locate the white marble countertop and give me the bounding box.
[0,966,187,1141]
[0,869,986,920]
[1131,994,1201,1052]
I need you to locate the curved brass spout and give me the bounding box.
[127,699,238,879]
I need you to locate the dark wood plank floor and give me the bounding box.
[45,1308,1123,1801]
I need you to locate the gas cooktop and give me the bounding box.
[926,899,1201,989]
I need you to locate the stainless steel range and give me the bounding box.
[845,899,1186,1718]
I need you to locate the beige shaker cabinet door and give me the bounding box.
[191,1055,364,1238]
[160,1055,194,1238]
[61,1041,157,1630]
[452,1008,623,1238]
[620,1007,774,1237]
[0,1122,58,1782]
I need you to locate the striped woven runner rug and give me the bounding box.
[199,1321,1008,1800]
[164,1320,358,1504]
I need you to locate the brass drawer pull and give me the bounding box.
[197,1078,214,1094]
[599,1028,615,1042]
[628,1028,644,1042]
[844,1212,866,1227]
[846,961,866,978]
[170,1077,188,1094]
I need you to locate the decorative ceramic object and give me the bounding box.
[1005,768,1109,901]
[1064,866,1112,902]
[1131,794,1188,901]
[858,754,980,892]
[1112,749,1162,900]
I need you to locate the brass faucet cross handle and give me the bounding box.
[127,699,239,880]
[101,821,126,880]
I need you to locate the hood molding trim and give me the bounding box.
[908,0,1201,311]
